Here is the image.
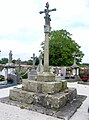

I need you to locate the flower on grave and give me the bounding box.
[6,77,13,83]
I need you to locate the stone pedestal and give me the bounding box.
[9,77,77,110]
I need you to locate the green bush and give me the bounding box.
[0,74,5,81]
[21,72,28,79]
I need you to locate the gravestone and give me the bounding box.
[71,52,79,76]
[28,53,37,80]
[71,52,80,80]
[5,50,19,84]
[71,52,80,81]
[61,67,67,78]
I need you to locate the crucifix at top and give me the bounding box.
[39,2,56,72]
[39,2,56,33]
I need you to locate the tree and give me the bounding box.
[27,58,39,65]
[40,29,84,66]
[0,58,8,64]
[12,59,16,64]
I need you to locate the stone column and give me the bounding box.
[44,32,49,72]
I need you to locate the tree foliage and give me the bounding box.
[40,29,84,66]
[0,58,8,64]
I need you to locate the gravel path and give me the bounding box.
[67,82,89,120]
[0,102,61,120]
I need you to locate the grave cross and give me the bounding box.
[31,53,37,69]
[72,52,77,65]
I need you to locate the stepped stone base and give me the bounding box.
[9,72,77,111]
[9,87,77,110]
[22,80,67,94]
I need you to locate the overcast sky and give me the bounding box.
[0,0,89,63]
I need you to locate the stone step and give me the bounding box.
[37,72,55,82]
[22,80,67,94]
[9,87,77,110]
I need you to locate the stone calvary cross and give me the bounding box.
[39,2,56,72]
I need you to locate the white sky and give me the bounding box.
[0,0,89,63]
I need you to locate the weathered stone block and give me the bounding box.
[37,72,55,82]
[65,88,77,102]
[22,80,38,92]
[61,80,67,90]
[9,88,35,104]
[22,80,43,93]
[22,80,62,94]
[22,79,28,90]
[45,94,66,109]
[42,82,62,93]
[44,88,77,109]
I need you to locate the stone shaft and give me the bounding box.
[44,33,49,72]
